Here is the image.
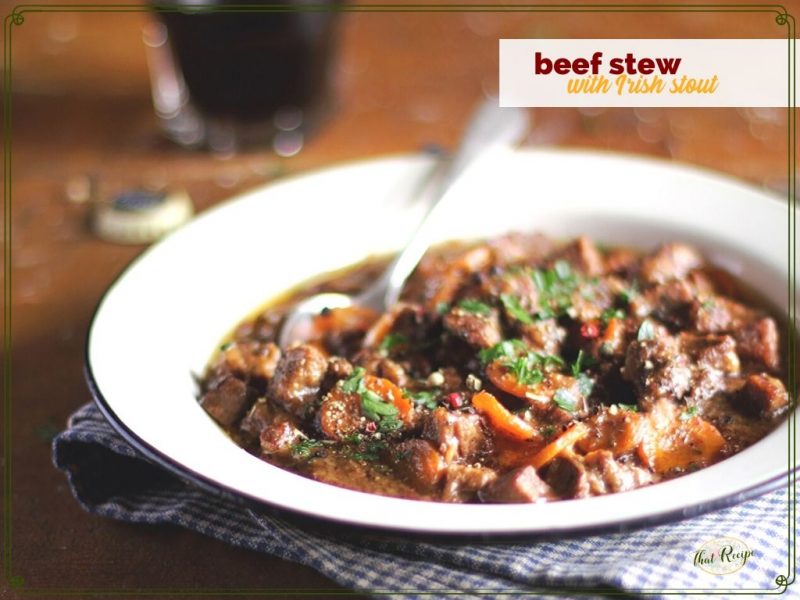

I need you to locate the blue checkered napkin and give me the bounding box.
[53,402,793,597]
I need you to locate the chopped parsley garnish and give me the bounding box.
[637,319,656,341]
[361,389,400,422]
[616,403,639,412]
[341,367,366,393]
[553,388,578,412]
[554,260,572,280]
[508,354,545,386]
[599,342,615,356]
[500,294,534,324]
[619,282,639,304]
[680,406,699,421]
[571,349,587,377]
[377,415,403,433]
[540,425,557,437]
[351,440,387,462]
[480,339,565,387]
[291,439,333,459]
[570,350,596,396]
[436,301,450,315]
[600,308,626,325]
[701,298,716,310]
[343,432,364,444]
[341,367,402,429]
[379,332,408,352]
[479,339,529,365]
[530,261,579,320]
[405,389,440,410]
[457,298,493,315]
[219,341,235,352]
[577,374,594,397]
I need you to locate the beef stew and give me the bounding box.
[199,233,791,504]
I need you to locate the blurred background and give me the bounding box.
[3,0,794,594]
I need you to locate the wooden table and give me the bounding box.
[4,2,792,596]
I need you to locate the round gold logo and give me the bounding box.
[693,537,754,575]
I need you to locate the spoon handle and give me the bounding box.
[358,101,530,311]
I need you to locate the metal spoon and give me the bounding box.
[278,101,530,348]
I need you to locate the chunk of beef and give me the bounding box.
[690,297,732,333]
[422,407,489,463]
[441,464,498,502]
[604,248,639,276]
[569,278,617,322]
[735,317,781,372]
[583,450,655,494]
[392,439,446,493]
[318,388,362,441]
[201,377,250,427]
[325,356,353,382]
[521,319,566,356]
[480,270,539,314]
[268,344,328,418]
[413,246,493,312]
[353,350,409,387]
[641,279,696,328]
[259,420,304,455]
[221,341,281,382]
[680,334,740,404]
[487,232,555,266]
[320,356,354,395]
[479,466,553,503]
[690,296,760,333]
[363,303,427,349]
[317,306,379,357]
[731,373,789,418]
[623,336,691,410]
[240,399,272,438]
[640,243,703,285]
[545,454,590,499]
[443,306,502,349]
[554,236,604,276]
[681,334,740,373]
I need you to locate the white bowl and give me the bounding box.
[87,149,797,536]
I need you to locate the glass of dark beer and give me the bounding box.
[144,0,341,153]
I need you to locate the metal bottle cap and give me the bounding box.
[92,188,193,244]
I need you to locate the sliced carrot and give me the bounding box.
[576,408,644,457]
[529,422,588,469]
[364,375,413,421]
[485,361,573,405]
[601,317,626,352]
[636,399,726,473]
[655,418,725,472]
[638,416,725,474]
[485,361,530,398]
[472,390,536,441]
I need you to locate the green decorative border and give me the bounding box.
[2,2,796,596]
